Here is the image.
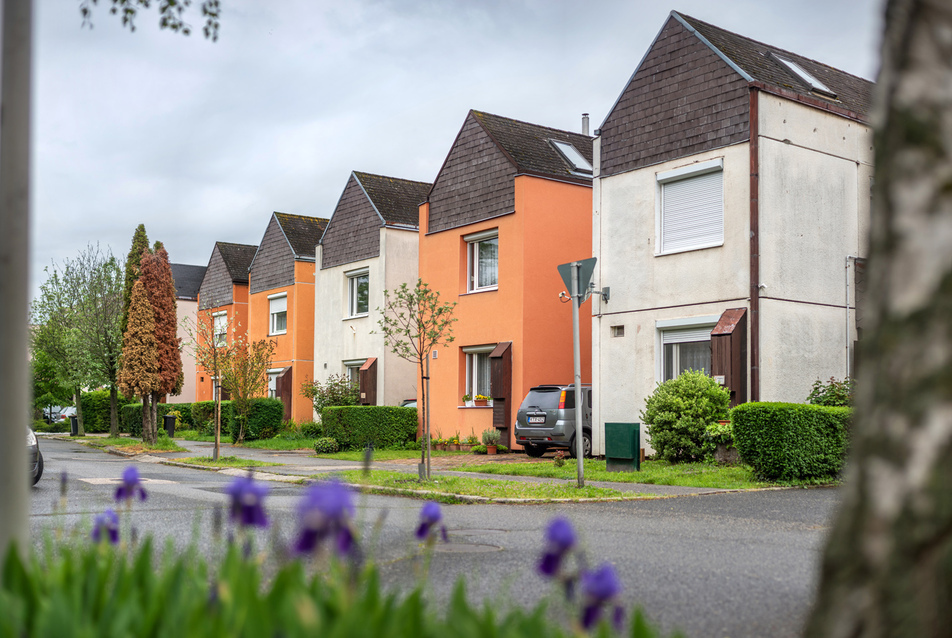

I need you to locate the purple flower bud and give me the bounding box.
[225,475,269,528]
[538,517,576,577]
[115,466,147,504]
[91,509,119,545]
[415,501,448,542]
[294,479,355,556]
[580,564,622,629]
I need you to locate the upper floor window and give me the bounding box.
[464,229,498,292]
[269,293,287,335]
[657,158,723,255]
[212,311,227,347]
[346,269,369,317]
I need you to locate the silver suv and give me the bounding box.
[514,384,592,458]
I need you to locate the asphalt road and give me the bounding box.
[29,437,839,638]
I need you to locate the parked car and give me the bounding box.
[514,384,592,458]
[27,427,43,485]
[400,399,417,408]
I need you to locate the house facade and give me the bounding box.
[314,171,431,407]
[248,212,329,423]
[168,263,206,404]
[419,110,594,449]
[591,12,873,454]
[195,242,257,403]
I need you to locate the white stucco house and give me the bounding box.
[168,263,207,404]
[314,171,431,408]
[590,12,874,455]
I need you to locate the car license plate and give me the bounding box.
[528,416,545,424]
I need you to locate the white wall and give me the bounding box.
[169,298,197,404]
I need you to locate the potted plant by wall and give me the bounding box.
[482,428,501,455]
[460,432,478,452]
[448,433,461,451]
[474,394,491,407]
[462,394,473,407]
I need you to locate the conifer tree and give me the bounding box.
[117,280,160,443]
[121,224,149,338]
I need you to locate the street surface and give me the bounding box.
[29,436,839,638]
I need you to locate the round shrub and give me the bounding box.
[640,370,730,463]
[314,437,340,454]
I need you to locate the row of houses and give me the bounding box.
[168,12,873,455]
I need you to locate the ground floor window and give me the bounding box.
[658,320,717,381]
[267,369,282,398]
[343,359,366,387]
[462,344,495,399]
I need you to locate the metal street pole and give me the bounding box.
[571,262,584,488]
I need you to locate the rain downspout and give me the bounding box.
[749,87,760,402]
[845,255,858,377]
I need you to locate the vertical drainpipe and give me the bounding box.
[749,87,761,402]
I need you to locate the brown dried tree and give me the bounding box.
[117,280,160,440]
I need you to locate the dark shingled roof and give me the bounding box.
[471,110,595,182]
[676,12,873,118]
[217,242,257,283]
[274,212,330,259]
[353,171,431,227]
[170,263,206,300]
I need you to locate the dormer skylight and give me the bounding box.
[550,140,593,175]
[773,54,837,99]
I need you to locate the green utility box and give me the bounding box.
[605,422,640,472]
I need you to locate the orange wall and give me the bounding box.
[247,260,315,423]
[418,175,592,447]
[194,284,249,404]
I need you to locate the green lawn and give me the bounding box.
[240,437,319,450]
[454,458,799,490]
[314,449,474,462]
[173,456,280,469]
[174,429,217,442]
[76,436,187,454]
[310,469,647,503]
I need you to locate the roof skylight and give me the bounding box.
[550,140,593,174]
[774,55,837,99]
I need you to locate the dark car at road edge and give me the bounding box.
[514,384,592,458]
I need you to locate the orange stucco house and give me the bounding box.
[418,110,594,450]
[248,212,329,423]
[195,242,257,403]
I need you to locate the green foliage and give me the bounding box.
[80,390,134,433]
[704,419,733,447]
[320,406,418,450]
[301,373,359,412]
[314,437,340,454]
[806,376,854,407]
[731,402,852,481]
[191,400,235,436]
[121,402,187,437]
[640,371,730,463]
[31,350,72,419]
[300,421,323,439]
[228,398,284,443]
[481,429,501,446]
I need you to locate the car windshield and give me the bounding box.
[521,388,568,410]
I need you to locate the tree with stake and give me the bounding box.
[189,306,234,461]
[221,335,276,444]
[377,279,456,480]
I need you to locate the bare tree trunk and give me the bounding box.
[805,1,952,635]
[73,387,85,436]
[109,386,119,437]
[150,391,160,445]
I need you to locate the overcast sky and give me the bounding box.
[31,0,885,299]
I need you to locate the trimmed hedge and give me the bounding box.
[79,390,133,433]
[731,402,852,481]
[228,398,285,442]
[320,406,417,450]
[191,401,235,436]
[164,403,194,428]
[120,402,179,437]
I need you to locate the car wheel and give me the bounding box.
[524,443,547,458]
[568,431,593,459]
[32,452,43,486]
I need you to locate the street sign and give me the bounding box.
[557,257,597,302]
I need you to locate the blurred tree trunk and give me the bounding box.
[805,0,952,636]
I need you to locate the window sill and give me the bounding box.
[655,241,724,257]
[269,331,287,337]
[462,286,498,296]
[458,405,493,409]
[343,313,369,321]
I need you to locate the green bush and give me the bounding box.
[191,401,235,436]
[806,377,854,407]
[320,406,417,450]
[166,402,194,428]
[640,370,730,463]
[121,403,196,437]
[300,421,323,438]
[731,402,852,481]
[314,437,340,454]
[79,390,134,433]
[302,373,360,412]
[228,398,284,443]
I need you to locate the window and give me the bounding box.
[267,369,282,398]
[772,54,836,99]
[463,344,495,400]
[657,316,718,381]
[465,229,498,292]
[213,311,227,347]
[610,325,625,338]
[347,269,369,317]
[269,294,287,335]
[343,359,365,386]
[657,159,723,255]
[550,139,593,175]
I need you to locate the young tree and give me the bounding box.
[31,350,72,422]
[377,279,456,479]
[116,280,160,441]
[221,335,276,444]
[805,1,952,635]
[189,306,233,461]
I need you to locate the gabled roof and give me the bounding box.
[674,12,873,118]
[170,263,206,300]
[469,110,594,182]
[216,242,257,283]
[273,212,330,259]
[353,171,431,227]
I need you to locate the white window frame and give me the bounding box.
[269,293,287,336]
[655,315,720,383]
[656,158,724,256]
[342,358,366,387]
[346,268,370,318]
[464,229,499,293]
[267,368,283,399]
[212,311,227,348]
[462,344,495,402]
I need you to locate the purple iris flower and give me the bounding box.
[538,516,576,577]
[115,466,147,504]
[225,475,269,528]
[580,564,624,630]
[415,501,448,542]
[91,509,119,545]
[294,479,355,555]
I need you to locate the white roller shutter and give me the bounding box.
[660,170,723,253]
[662,325,714,344]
